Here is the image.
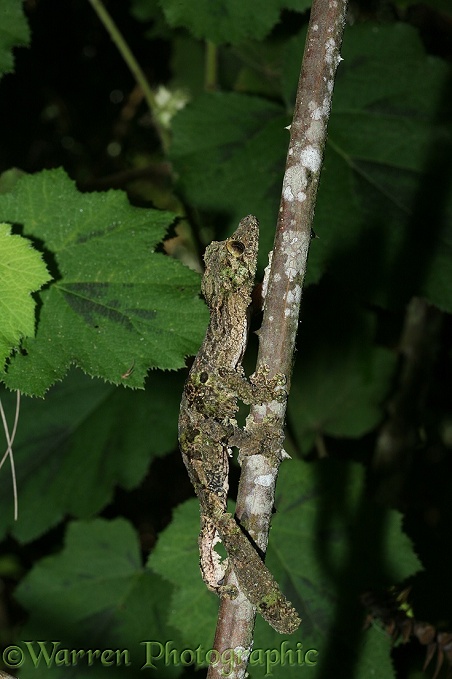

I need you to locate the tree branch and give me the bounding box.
[208,0,347,675]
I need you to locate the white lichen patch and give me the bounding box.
[233,646,251,664]
[283,185,294,202]
[325,37,336,65]
[282,231,300,281]
[235,589,253,623]
[255,474,273,487]
[284,285,302,318]
[262,251,273,300]
[310,106,323,121]
[246,455,275,476]
[300,145,322,173]
[308,99,330,129]
[282,230,311,282]
[325,36,344,73]
[306,119,323,143]
[282,230,311,283]
[286,285,302,306]
[282,165,308,204]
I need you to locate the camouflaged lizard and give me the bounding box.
[178,215,300,635]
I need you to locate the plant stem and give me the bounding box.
[87,0,170,152]
[208,0,348,674]
[373,297,443,505]
[205,41,218,91]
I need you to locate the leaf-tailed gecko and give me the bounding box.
[178,215,300,634]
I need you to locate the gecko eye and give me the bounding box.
[226,240,245,257]
[199,371,209,383]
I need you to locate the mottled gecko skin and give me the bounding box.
[178,216,300,634]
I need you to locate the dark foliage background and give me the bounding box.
[0,1,451,677]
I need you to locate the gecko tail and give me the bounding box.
[216,512,301,634]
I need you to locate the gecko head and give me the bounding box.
[202,215,259,305]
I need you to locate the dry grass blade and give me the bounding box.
[0,390,21,520]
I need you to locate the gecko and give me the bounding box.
[178,215,300,635]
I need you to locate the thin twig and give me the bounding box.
[208,0,347,674]
[87,0,170,152]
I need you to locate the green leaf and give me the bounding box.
[288,285,397,451]
[14,518,181,677]
[0,0,30,80]
[353,625,395,679]
[289,345,395,451]
[255,460,420,678]
[171,92,288,262]
[292,23,452,310]
[0,168,208,396]
[0,223,51,368]
[157,0,311,45]
[148,499,218,652]
[274,459,422,599]
[0,368,184,542]
[170,24,452,310]
[148,460,421,677]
